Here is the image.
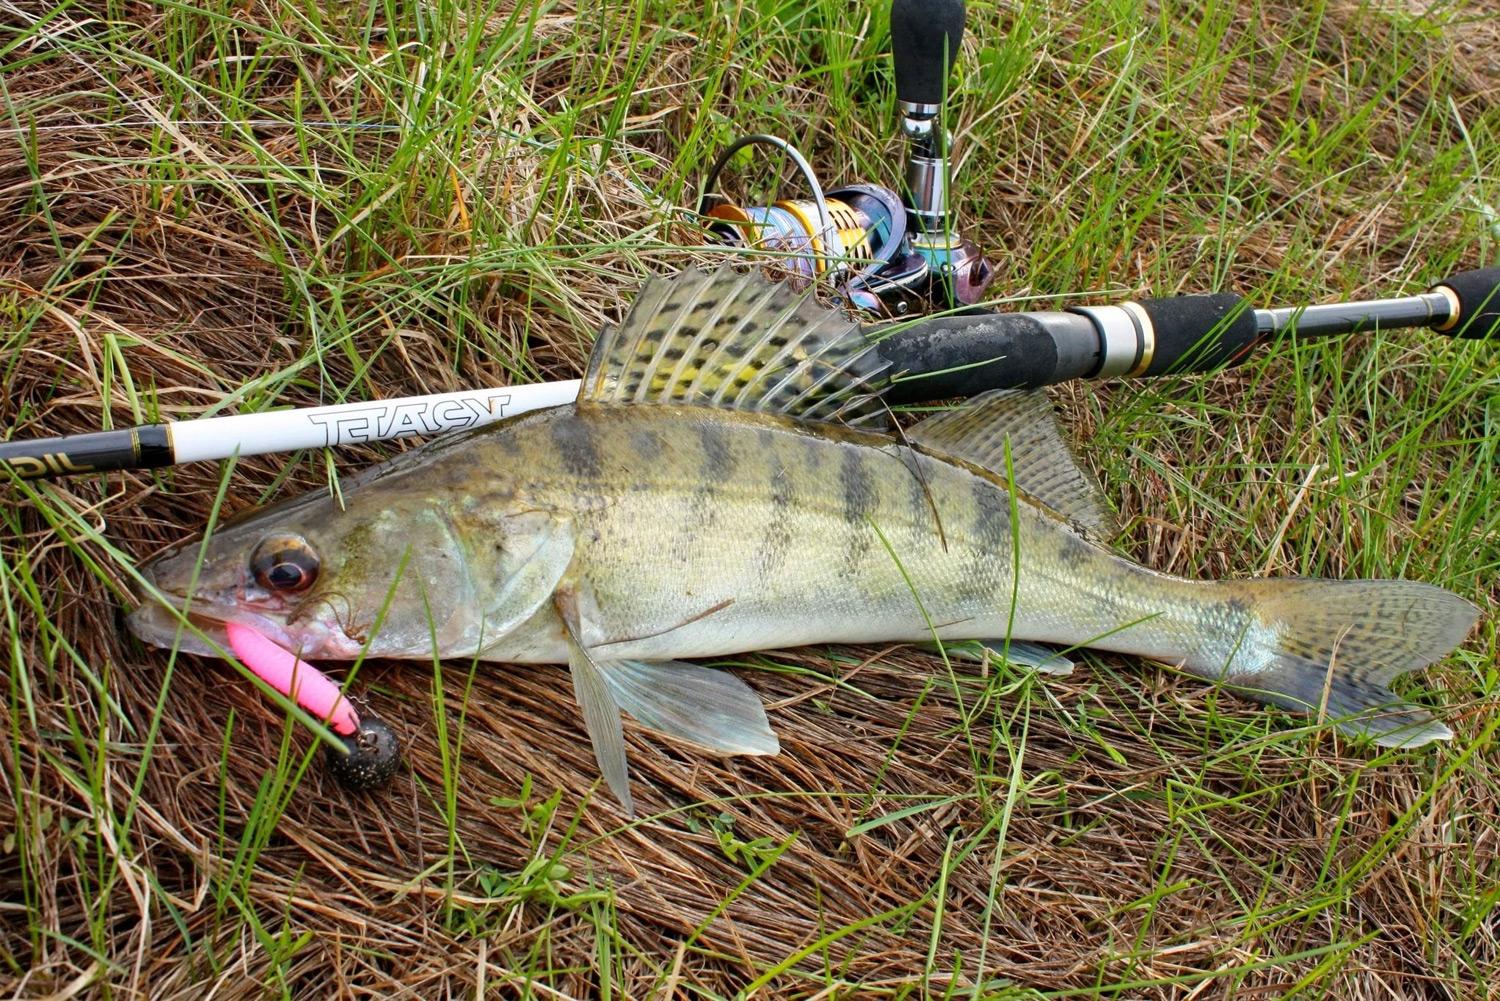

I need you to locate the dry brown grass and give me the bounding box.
[1,0,1497,997]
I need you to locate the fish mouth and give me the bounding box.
[127,576,364,660]
[126,594,298,658]
[126,557,304,657]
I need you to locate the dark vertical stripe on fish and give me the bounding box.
[697,422,736,482]
[968,474,1012,591]
[759,456,796,577]
[906,452,936,532]
[497,427,524,456]
[839,446,876,523]
[553,416,603,481]
[1057,531,1096,570]
[675,422,733,549]
[631,429,666,462]
[838,444,878,579]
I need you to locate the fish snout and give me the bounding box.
[126,545,223,654]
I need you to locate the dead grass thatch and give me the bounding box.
[2,0,1497,998]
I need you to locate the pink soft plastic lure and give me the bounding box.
[224,621,359,736]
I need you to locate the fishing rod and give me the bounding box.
[2,269,1497,481]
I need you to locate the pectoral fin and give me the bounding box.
[553,588,781,814]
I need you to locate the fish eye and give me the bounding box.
[250,535,320,594]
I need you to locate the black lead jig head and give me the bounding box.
[326,713,402,792]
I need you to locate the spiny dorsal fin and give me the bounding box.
[909,389,1117,537]
[579,267,890,428]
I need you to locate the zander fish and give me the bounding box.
[128,268,1480,810]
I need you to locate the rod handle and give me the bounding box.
[1063,294,1259,379]
[1430,267,1500,339]
[877,294,1263,400]
[878,310,1103,400]
[891,0,965,108]
[1133,293,1261,375]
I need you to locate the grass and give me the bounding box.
[1,0,1498,996]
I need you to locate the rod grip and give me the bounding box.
[1135,293,1260,375]
[877,310,1100,401]
[1431,267,1500,339]
[890,0,965,107]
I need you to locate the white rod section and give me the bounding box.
[169,380,581,462]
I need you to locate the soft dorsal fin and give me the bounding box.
[579,267,890,428]
[909,389,1117,537]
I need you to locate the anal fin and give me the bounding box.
[925,638,1076,676]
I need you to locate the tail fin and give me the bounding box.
[1206,579,1478,747]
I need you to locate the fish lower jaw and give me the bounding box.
[127,601,358,660]
[126,603,233,656]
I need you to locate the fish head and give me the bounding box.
[128,480,490,660]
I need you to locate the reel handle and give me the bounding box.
[1431,267,1500,339]
[891,0,965,109]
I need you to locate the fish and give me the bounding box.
[128,267,1481,811]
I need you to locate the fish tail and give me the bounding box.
[1190,579,1478,747]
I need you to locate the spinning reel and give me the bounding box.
[696,0,991,317]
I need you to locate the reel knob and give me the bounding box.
[891,0,966,111]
